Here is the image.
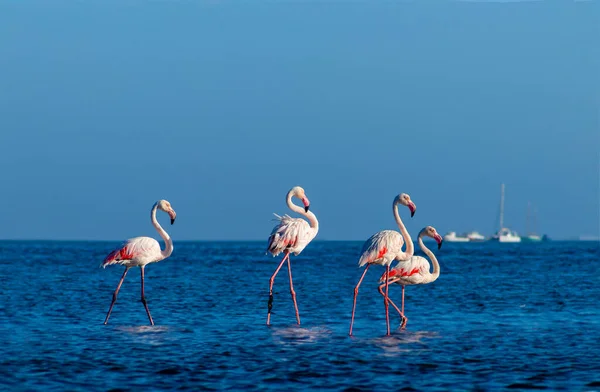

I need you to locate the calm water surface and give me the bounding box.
[1,240,599,391]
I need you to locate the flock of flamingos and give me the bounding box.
[100,186,443,336]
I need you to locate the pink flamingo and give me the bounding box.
[349,193,417,336]
[378,226,443,329]
[101,200,177,326]
[266,186,319,325]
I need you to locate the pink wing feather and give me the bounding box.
[101,237,161,268]
[381,255,430,282]
[267,214,312,256]
[358,230,404,267]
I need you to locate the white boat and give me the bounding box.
[491,184,522,243]
[467,231,486,242]
[443,231,470,242]
[523,234,542,242]
[494,227,522,243]
[522,202,543,242]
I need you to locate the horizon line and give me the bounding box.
[0,238,597,243]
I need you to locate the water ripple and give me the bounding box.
[1,240,599,390]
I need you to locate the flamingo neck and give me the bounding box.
[286,190,319,232]
[393,199,414,260]
[418,229,440,283]
[151,202,173,260]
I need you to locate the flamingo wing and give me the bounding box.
[102,236,161,268]
[358,230,404,267]
[384,255,430,283]
[267,214,312,256]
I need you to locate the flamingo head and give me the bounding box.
[291,186,310,212]
[396,193,416,217]
[423,226,443,249]
[158,200,177,225]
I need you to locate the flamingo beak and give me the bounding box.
[302,197,310,213]
[169,209,177,225]
[435,234,443,249]
[408,202,416,218]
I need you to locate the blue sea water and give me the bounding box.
[1,240,599,391]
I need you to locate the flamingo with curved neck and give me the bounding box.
[349,192,417,336]
[392,194,415,260]
[266,186,319,325]
[151,201,174,261]
[101,199,177,326]
[285,187,319,232]
[378,225,443,329]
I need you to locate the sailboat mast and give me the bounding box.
[526,201,531,235]
[533,205,538,235]
[499,183,505,229]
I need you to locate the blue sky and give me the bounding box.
[0,1,598,241]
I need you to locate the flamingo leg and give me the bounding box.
[384,265,391,336]
[104,267,129,325]
[401,285,408,329]
[286,255,301,325]
[401,285,405,314]
[140,266,154,326]
[349,264,370,336]
[267,252,290,325]
[378,279,404,323]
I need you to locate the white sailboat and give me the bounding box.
[522,202,542,242]
[467,231,486,242]
[443,231,470,242]
[491,184,521,243]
